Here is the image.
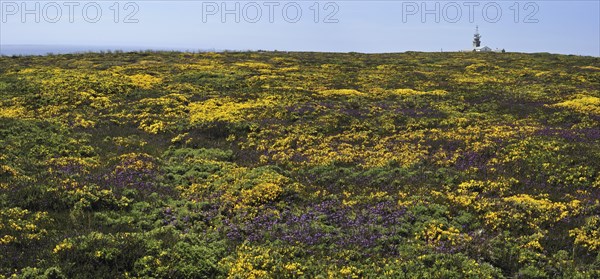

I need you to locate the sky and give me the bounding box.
[0,0,599,56]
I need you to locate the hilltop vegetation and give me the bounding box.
[0,51,599,278]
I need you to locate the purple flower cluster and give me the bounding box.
[101,154,160,192]
[162,207,178,226]
[223,200,408,256]
[395,106,444,118]
[285,103,317,116]
[455,150,493,172]
[535,127,600,142]
[50,159,87,178]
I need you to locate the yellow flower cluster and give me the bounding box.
[415,222,472,247]
[221,244,306,278]
[179,155,293,211]
[318,89,366,97]
[129,74,162,89]
[484,194,579,231]
[444,179,515,210]
[0,164,19,178]
[0,105,27,119]
[53,239,74,254]
[122,94,189,134]
[233,170,289,209]
[114,153,157,173]
[333,265,360,279]
[552,95,600,115]
[189,97,275,125]
[221,243,272,279]
[248,124,428,168]
[0,207,50,244]
[578,65,600,71]
[454,73,513,84]
[240,182,283,208]
[570,216,600,251]
[235,61,273,70]
[392,88,448,96]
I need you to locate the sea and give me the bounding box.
[0,45,217,56]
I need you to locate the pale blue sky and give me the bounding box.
[1,1,598,56]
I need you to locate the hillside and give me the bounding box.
[1,51,599,278]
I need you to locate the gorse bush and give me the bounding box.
[0,51,599,278]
